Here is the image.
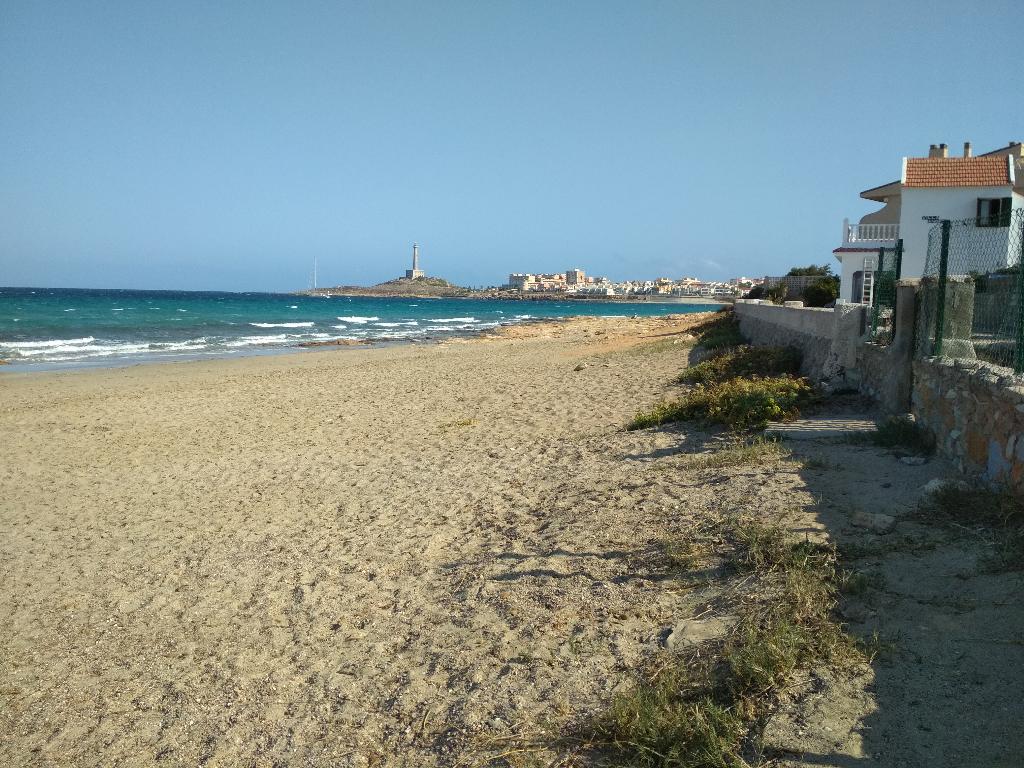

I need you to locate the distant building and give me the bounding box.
[508,273,533,290]
[405,243,425,279]
[565,268,585,286]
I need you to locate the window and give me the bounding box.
[977,197,1012,227]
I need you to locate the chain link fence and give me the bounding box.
[916,208,1024,370]
[869,242,903,344]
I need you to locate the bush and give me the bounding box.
[869,415,935,454]
[764,283,788,304]
[630,376,816,431]
[679,345,802,386]
[743,284,764,300]
[802,277,839,308]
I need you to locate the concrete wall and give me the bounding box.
[733,299,866,381]
[735,284,1024,489]
[913,357,1024,490]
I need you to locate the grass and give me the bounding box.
[918,484,1024,571]
[692,313,746,351]
[678,346,802,387]
[586,519,863,767]
[439,417,478,431]
[681,438,790,471]
[629,336,695,357]
[629,377,816,432]
[854,415,935,454]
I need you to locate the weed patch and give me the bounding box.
[587,519,863,766]
[630,377,816,432]
[854,415,935,454]
[919,484,1024,570]
[681,438,789,471]
[679,346,802,386]
[692,313,746,351]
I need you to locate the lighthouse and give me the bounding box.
[405,243,424,279]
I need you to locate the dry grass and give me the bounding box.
[584,518,864,767]
[919,484,1024,571]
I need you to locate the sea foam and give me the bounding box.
[249,322,315,328]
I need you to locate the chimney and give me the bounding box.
[939,143,949,158]
[928,143,948,158]
[963,141,972,158]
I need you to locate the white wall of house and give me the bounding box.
[898,185,1020,278]
[834,249,879,303]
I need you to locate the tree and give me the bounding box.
[786,264,833,277]
[802,277,839,307]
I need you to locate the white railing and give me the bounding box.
[843,218,899,243]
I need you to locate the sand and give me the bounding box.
[3,313,1022,767]
[0,315,714,766]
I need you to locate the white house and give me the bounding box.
[833,141,1024,303]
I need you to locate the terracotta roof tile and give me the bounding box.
[904,156,1011,187]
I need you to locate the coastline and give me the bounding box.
[0,290,723,370]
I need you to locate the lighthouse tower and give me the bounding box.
[405,243,424,279]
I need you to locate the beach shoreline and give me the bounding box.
[0,312,714,766]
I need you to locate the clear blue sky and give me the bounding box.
[1,1,1020,291]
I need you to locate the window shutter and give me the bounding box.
[1001,197,1012,227]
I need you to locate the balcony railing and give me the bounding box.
[843,218,899,244]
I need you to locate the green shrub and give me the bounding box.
[594,676,746,768]
[679,345,802,386]
[868,415,935,454]
[629,376,815,431]
[764,283,788,304]
[802,277,839,307]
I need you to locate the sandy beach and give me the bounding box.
[3,313,1023,767]
[1,314,719,766]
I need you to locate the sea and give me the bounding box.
[0,287,721,370]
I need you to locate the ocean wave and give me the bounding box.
[431,317,478,323]
[3,336,96,349]
[374,321,419,327]
[249,322,315,328]
[7,341,153,358]
[337,316,379,323]
[224,334,289,347]
[423,323,477,331]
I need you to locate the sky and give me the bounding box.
[1,1,1021,292]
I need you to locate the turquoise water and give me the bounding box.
[0,287,720,369]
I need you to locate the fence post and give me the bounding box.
[1015,215,1024,373]
[894,238,904,279]
[870,247,884,336]
[933,220,951,356]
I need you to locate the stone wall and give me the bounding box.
[733,299,866,381]
[913,357,1024,490]
[850,282,917,413]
